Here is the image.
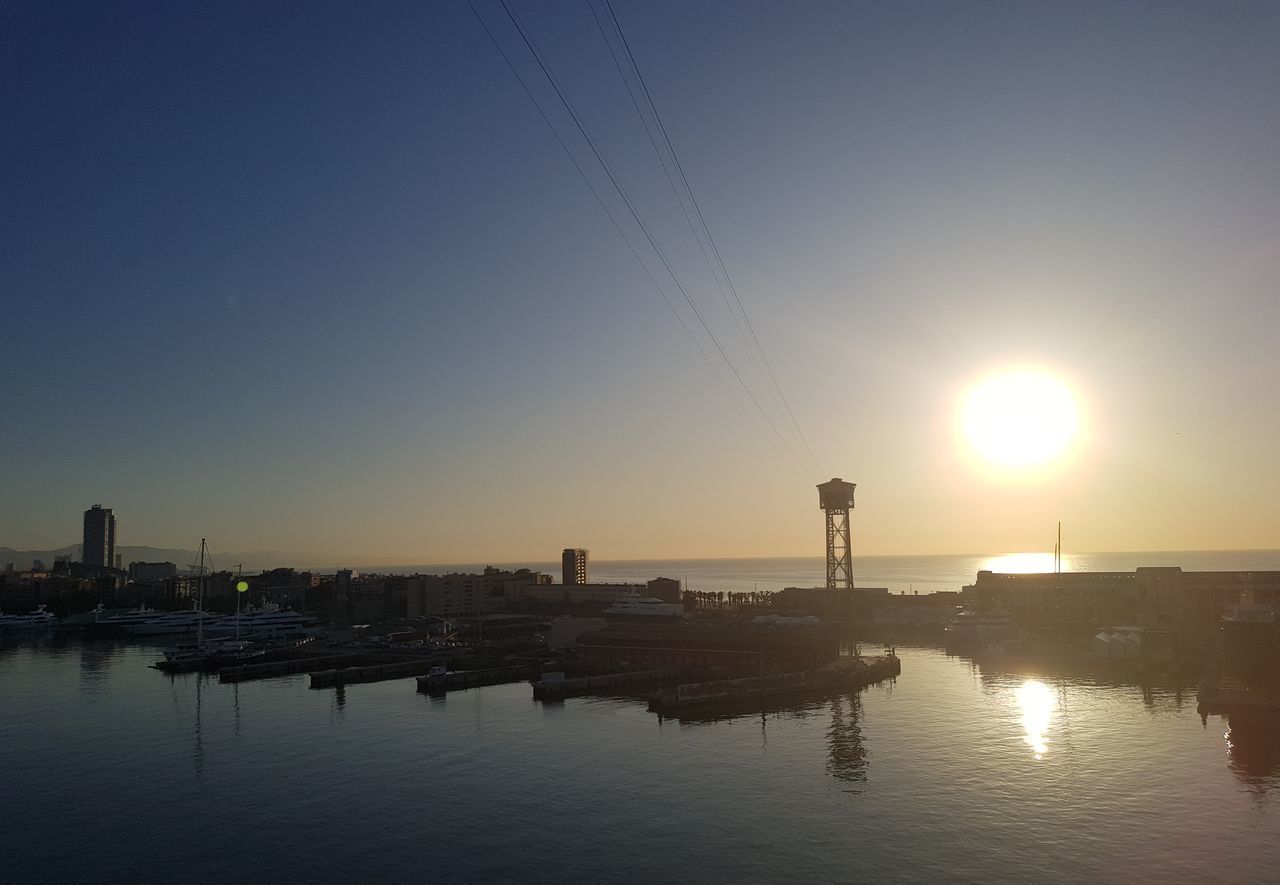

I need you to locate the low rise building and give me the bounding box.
[773,586,891,619]
[405,567,551,618]
[576,620,838,675]
[128,561,178,583]
[965,568,1280,630]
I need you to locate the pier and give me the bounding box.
[648,654,900,714]
[1197,677,1280,714]
[309,656,442,688]
[218,653,373,683]
[532,668,672,701]
[416,664,532,694]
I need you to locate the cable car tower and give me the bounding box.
[818,478,856,590]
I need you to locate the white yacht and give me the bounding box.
[602,595,684,618]
[944,609,980,645]
[163,638,264,663]
[122,609,223,636]
[976,611,1016,641]
[201,606,323,639]
[90,604,160,632]
[0,605,59,631]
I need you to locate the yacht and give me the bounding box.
[122,609,223,636]
[0,605,59,631]
[944,609,980,645]
[976,611,1017,642]
[163,638,265,664]
[201,606,324,640]
[602,594,684,618]
[86,604,161,634]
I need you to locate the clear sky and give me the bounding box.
[4,1,1279,563]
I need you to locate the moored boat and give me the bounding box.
[0,605,59,631]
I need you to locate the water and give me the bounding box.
[3,637,1278,883]
[360,549,1280,595]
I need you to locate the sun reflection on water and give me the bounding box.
[982,552,1071,574]
[1016,680,1055,760]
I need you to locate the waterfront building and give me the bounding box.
[514,582,647,607]
[405,567,552,618]
[774,585,890,619]
[128,561,178,583]
[576,620,838,675]
[547,616,608,650]
[82,505,116,568]
[562,548,588,585]
[965,568,1280,631]
[646,577,681,603]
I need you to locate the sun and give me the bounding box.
[962,371,1079,469]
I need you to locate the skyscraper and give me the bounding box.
[562,548,588,585]
[83,504,116,569]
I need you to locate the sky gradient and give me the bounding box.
[4,1,1279,563]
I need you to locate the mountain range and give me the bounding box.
[0,545,298,573]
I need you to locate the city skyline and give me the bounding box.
[5,1,1279,561]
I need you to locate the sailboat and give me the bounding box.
[158,541,262,664]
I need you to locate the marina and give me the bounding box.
[4,638,1277,884]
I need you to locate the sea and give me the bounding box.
[359,548,1280,595]
[4,550,1280,883]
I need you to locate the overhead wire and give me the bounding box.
[585,0,782,427]
[465,0,805,471]
[602,0,826,478]
[483,0,819,479]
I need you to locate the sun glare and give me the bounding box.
[963,371,1079,469]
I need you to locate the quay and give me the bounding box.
[309,656,442,688]
[152,646,324,675]
[532,668,672,701]
[648,654,900,714]
[218,653,374,683]
[1197,677,1280,713]
[416,664,532,694]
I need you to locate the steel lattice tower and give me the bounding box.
[817,478,856,590]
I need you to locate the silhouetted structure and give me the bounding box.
[562,548,588,585]
[966,568,1280,631]
[82,505,116,569]
[817,479,856,589]
[576,621,838,675]
[129,561,177,583]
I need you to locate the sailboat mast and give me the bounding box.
[197,539,206,645]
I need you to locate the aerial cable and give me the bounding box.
[490,0,818,479]
[585,0,788,439]
[603,0,825,478]
[466,1,809,476]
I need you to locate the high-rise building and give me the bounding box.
[562,548,588,585]
[83,504,116,569]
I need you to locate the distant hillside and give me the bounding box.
[0,545,295,572]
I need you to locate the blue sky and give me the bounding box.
[4,1,1279,562]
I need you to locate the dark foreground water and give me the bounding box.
[3,639,1279,884]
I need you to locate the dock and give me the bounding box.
[309,656,442,688]
[1197,677,1280,713]
[416,664,532,694]
[532,668,672,701]
[152,646,321,675]
[218,653,374,683]
[648,654,900,714]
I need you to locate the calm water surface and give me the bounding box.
[3,639,1278,883]
[365,549,1280,595]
